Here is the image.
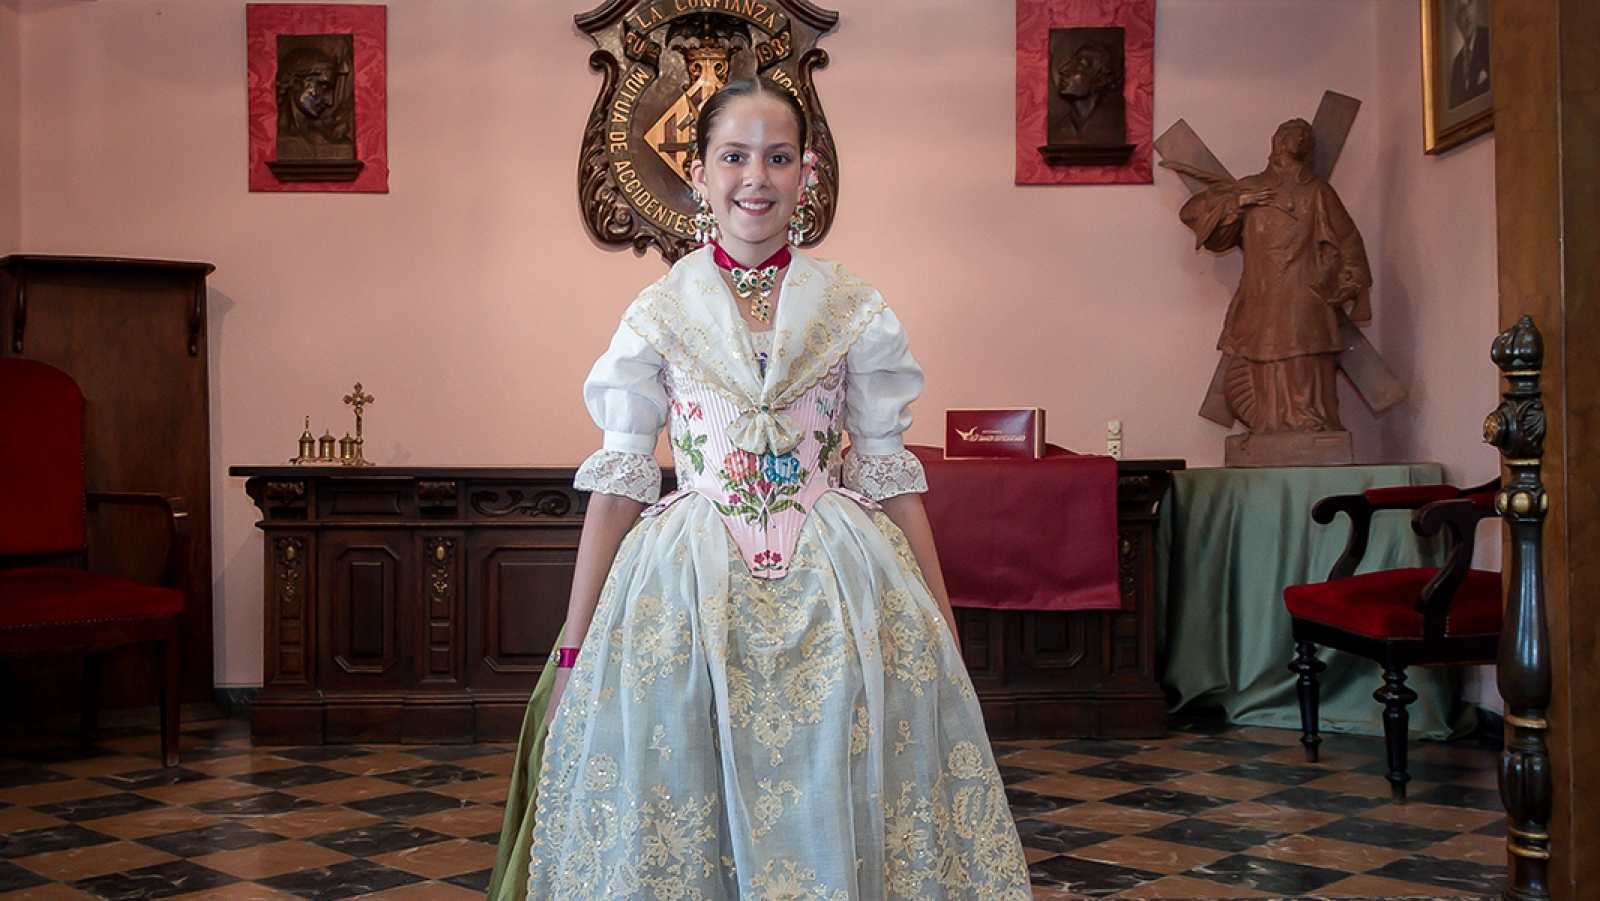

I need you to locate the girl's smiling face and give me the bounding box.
[690,92,809,265]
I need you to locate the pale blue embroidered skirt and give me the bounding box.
[527,492,1031,901]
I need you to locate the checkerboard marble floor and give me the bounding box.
[0,715,1504,900]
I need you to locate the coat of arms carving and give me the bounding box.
[575,0,840,262]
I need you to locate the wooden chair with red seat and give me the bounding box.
[0,357,189,766]
[1283,480,1501,802]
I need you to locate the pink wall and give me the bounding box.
[0,1,19,253]
[9,1,1499,688]
[1372,0,1501,709]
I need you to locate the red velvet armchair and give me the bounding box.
[1283,481,1501,802]
[0,357,189,766]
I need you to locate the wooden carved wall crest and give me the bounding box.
[575,0,841,263]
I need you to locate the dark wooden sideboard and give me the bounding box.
[234,461,1178,744]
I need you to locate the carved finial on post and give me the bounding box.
[1484,314,1551,901]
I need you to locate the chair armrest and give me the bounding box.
[84,492,191,590]
[1361,484,1463,508]
[1312,493,1377,581]
[1413,497,1494,638]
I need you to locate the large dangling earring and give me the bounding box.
[787,186,815,246]
[691,189,719,245]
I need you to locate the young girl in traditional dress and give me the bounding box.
[490,78,1031,901]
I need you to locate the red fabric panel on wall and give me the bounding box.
[911,444,1121,611]
[0,359,86,556]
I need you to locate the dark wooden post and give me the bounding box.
[1484,316,1551,901]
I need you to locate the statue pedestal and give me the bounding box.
[1225,430,1352,467]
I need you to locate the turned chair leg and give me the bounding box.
[1289,640,1326,762]
[160,627,181,767]
[1375,665,1418,803]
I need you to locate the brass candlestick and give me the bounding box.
[342,383,375,466]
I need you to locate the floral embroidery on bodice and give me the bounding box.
[624,248,893,580]
[653,356,851,579]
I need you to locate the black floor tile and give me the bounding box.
[0,860,51,893]
[235,763,349,791]
[1368,854,1509,893]
[0,823,116,858]
[1004,787,1073,818]
[259,858,425,901]
[193,790,322,817]
[90,766,209,791]
[1255,785,1388,815]
[1168,715,1243,735]
[1027,853,1162,896]
[345,789,471,819]
[1138,817,1283,852]
[1307,815,1457,850]
[1174,736,1286,758]
[1071,759,1187,784]
[1046,739,1145,759]
[35,791,168,822]
[138,821,286,856]
[10,745,122,766]
[1408,783,1505,811]
[996,764,1050,785]
[407,745,510,762]
[271,745,375,764]
[1212,759,1328,785]
[307,821,451,857]
[1354,758,1487,784]
[380,763,492,789]
[1184,852,1348,894]
[1474,817,1508,838]
[70,859,237,901]
[1013,818,1118,854]
[444,867,495,893]
[1103,786,1230,817]
[0,765,72,789]
[1315,732,1390,755]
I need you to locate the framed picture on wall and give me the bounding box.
[247,4,389,192]
[1420,0,1492,154]
[1016,0,1154,185]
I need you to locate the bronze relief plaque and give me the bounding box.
[575,0,840,262]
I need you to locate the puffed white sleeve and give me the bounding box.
[573,321,668,504]
[842,305,929,500]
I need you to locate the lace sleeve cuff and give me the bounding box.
[843,449,928,501]
[574,450,661,504]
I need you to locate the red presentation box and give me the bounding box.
[945,408,1046,459]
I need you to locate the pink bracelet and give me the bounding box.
[555,647,581,669]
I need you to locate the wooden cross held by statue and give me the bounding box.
[1154,91,1407,428]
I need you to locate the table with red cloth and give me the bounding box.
[909,444,1121,611]
[904,445,1180,738]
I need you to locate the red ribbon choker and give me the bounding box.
[711,243,791,272]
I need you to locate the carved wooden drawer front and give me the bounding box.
[236,462,1177,744]
[236,467,587,745]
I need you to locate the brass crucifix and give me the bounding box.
[343,382,375,466]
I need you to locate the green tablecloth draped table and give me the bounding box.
[1155,462,1477,739]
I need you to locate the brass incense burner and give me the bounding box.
[290,383,375,465]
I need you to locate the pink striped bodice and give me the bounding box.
[646,360,854,579]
